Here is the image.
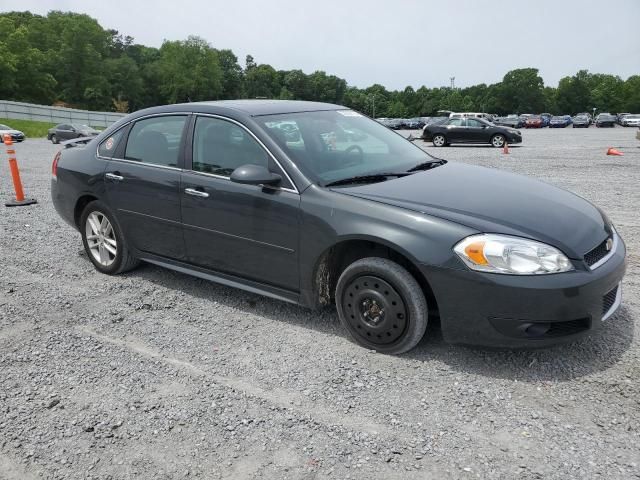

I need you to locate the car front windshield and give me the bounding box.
[256,110,436,185]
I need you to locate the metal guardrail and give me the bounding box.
[0,100,126,128]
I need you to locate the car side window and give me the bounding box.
[467,119,483,128]
[447,118,463,126]
[124,116,187,167]
[192,116,270,176]
[98,128,125,158]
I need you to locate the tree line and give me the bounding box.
[1,11,638,117]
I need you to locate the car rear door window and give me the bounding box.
[124,115,187,167]
[467,119,484,128]
[448,118,464,126]
[192,116,270,176]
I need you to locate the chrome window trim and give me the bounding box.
[182,168,298,195]
[589,230,619,271]
[192,113,300,194]
[602,282,622,322]
[103,157,183,172]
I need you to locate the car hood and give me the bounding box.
[335,162,607,258]
[0,129,23,135]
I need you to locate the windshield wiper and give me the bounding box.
[325,172,411,187]
[407,159,447,172]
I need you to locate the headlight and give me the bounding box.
[454,234,574,275]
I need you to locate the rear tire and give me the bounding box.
[432,134,447,147]
[335,257,428,355]
[80,200,139,275]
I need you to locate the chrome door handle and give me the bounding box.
[105,172,124,181]
[184,188,209,198]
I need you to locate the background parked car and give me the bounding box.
[525,116,544,128]
[620,114,640,127]
[47,124,100,144]
[577,112,593,125]
[549,115,572,128]
[494,116,525,128]
[540,113,552,127]
[0,123,25,142]
[595,114,617,128]
[617,113,631,125]
[422,116,522,147]
[402,118,424,129]
[572,115,590,128]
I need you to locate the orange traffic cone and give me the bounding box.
[503,142,509,154]
[606,147,623,156]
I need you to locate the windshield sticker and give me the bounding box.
[337,110,362,117]
[105,137,114,150]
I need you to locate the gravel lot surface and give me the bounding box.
[1,127,639,479]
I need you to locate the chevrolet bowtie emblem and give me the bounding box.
[605,238,613,251]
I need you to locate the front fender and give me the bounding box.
[298,185,476,307]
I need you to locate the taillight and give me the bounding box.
[52,151,61,179]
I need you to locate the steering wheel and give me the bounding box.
[343,145,364,167]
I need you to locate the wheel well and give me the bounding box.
[314,240,439,317]
[73,195,98,228]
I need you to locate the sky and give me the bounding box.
[8,0,640,90]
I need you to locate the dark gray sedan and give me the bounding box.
[47,123,100,144]
[50,100,626,354]
[422,116,522,147]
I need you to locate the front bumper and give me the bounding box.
[421,239,626,347]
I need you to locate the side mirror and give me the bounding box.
[230,164,281,187]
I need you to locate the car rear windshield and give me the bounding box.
[256,110,434,184]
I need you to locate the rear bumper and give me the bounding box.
[420,241,626,347]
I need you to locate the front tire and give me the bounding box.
[51,134,58,144]
[335,257,428,355]
[491,134,506,148]
[80,200,139,275]
[432,134,447,147]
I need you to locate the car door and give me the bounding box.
[466,118,489,143]
[444,118,465,142]
[180,115,300,291]
[58,124,75,141]
[104,114,189,260]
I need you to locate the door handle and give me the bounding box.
[184,187,209,198]
[105,172,124,181]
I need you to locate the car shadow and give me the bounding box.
[127,263,634,384]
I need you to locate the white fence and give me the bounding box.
[0,100,126,128]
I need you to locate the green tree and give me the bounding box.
[156,36,223,103]
[497,68,546,114]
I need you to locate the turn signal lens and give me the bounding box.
[454,234,574,275]
[464,241,488,265]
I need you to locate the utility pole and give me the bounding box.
[370,94,376,118]
[450,77,455,89]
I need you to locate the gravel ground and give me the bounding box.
[1,127,639,479]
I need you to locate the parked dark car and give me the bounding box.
[47,124,100,144]
[494,117,525,129]
[577,112,593,125]
[549,116,572,128]
[403,118,424,129]
[596,114,616,128]
[0,123,25,142]
[51,100,625,354]
[572,115,590,128]
[422,116,522,147]
[525,116,544,128]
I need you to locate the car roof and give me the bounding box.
[176,99,346,116]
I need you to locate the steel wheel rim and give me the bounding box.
[342,275,408,346]
[493,135,505,147]
[85,211,117,267]
[434,135,445,146]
